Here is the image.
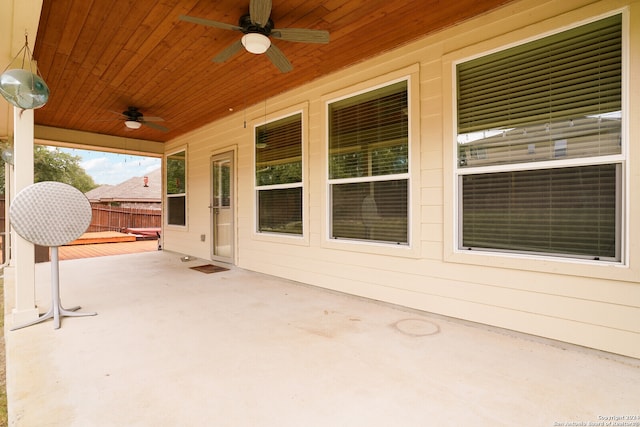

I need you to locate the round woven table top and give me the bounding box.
[10,181,91,247]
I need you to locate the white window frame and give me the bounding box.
[449,11,629,274]
[326,77,412,248]
[165,148,187,228]
[250,104,310,246]
[253,111,305,238]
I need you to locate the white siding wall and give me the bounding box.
[164,0,640,359]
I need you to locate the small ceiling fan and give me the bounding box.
[179,0,330,73]
[114,107,168,132]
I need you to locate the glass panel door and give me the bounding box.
[211,151,234,263]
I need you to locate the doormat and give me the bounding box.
[190,264,229,274]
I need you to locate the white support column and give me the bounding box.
[10,106,38,324]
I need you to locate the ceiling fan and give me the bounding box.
[114,107,168,132]
[179,0,330,73]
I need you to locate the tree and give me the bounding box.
[34,146,97,192]
[0,145,98,194]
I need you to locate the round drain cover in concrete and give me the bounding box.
[393,318,440,336]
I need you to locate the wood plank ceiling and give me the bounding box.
[33,0,514,143]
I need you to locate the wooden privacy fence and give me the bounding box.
[87,205,161,232]
[0,198,162,264]
[0,198,161,233]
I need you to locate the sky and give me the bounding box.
[58,147,161,186]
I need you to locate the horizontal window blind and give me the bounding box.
[329,81,408,179]
[461,164,618,260]
[258,188,302,235]
[328,80,410,245]
[256,113,303,235]
[256,113,302,186]
[167,195,186,226]
[457,14,621,168]
[166,150,186,226]
[331,180,408,244]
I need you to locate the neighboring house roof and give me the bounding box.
[85,168,161,203]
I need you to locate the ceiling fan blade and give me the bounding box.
[272,28,330,44]
[265,44,293,73]
[109,110,129,117]
[212,40,244,63]
[249,0,272,26]
[179,15,242,32]
[140,116,164,122]
[141,120,169,132]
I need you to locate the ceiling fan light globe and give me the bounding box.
[241,33,270,54]
[125,120,142,129]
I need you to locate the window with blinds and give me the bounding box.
[462,165,619,259]
[166,150,186,226]
[255,113,303,235]
[328,80,409,244]
[455,15,623,261]
[457,15,621,167]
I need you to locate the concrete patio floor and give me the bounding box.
[3,250,640,427]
